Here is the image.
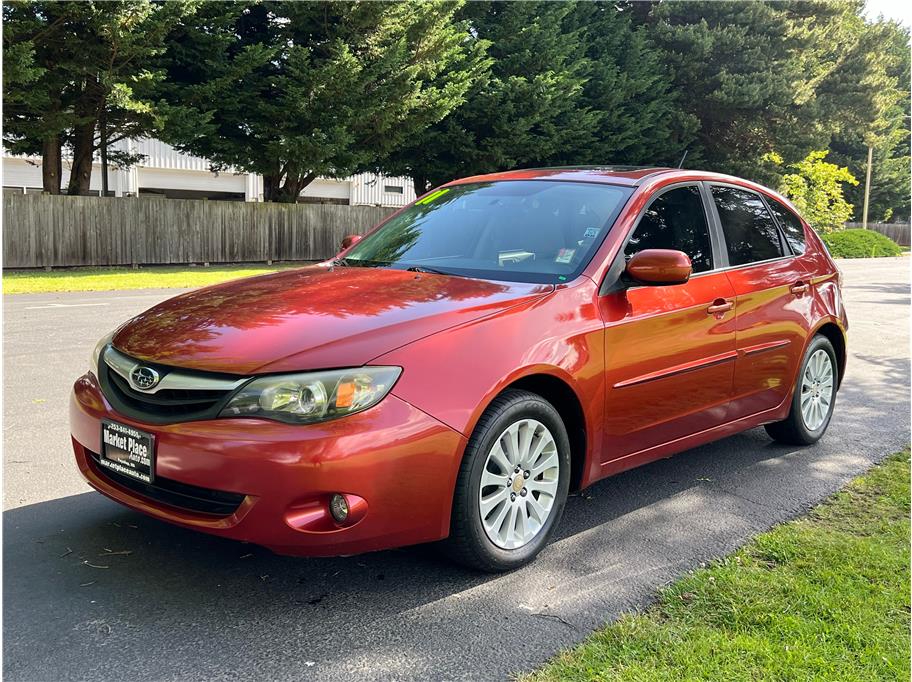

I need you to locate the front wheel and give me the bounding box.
[445,389,571,572]
[765,334,838,445]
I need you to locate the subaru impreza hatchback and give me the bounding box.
[71,167,847,571]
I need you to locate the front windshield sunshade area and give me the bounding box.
[340,180,632,283]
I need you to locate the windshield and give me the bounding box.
[341,180,633,283]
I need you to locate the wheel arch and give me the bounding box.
[491,372,589,492]
[811,320,847,389]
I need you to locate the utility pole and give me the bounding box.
[862,144,873,229]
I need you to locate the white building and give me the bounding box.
[2,138,416,207]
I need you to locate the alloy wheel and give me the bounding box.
[800,349,834,431]
[478,419,560,550]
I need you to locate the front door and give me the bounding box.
[599,184,737,469]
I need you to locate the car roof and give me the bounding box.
[446,166,764,189]
[442,166,801,215]
[447,166,679,187]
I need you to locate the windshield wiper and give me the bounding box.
[332,258,389,268]
[406,265,453,276]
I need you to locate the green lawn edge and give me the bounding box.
[2,263,304,295]
[524,450,911,682]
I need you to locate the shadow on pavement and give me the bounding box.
[4,411,904,681]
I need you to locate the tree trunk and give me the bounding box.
[268,172,318,203]
[263,173,281,202]
[41,134,62,194]
[412,175,431,196]
[100,104,109,197]
[67,120,96,196]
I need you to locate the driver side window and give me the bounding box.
[624,185,714,273]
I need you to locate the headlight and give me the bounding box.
[219,366,402,424]
[91,331,116,373]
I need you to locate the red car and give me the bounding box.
[70,167,847,571]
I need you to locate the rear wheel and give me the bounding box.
[765,334,838,445]
[445,389,570,572]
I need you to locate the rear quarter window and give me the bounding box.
[766,197,807,255]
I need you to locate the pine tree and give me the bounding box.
[160,1,480,202]
[2,1,193,195]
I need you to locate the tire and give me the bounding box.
[444,389,571,572]
[765,334,838,445]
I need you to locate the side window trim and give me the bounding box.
[698,181,729,269]
[599,181,717,294]
[703,181,798,273]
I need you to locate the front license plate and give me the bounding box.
[100,420,155,484]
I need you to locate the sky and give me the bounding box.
[863,0,911,27]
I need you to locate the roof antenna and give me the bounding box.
[677,149,689,169]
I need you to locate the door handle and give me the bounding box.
[790,281,809,295]
[707,298,734,315]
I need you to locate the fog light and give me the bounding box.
[329,494,349,523]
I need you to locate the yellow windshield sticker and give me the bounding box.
[415,188,451,205]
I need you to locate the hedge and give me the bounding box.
[820,229,902,259]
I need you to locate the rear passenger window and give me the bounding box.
[767,198,807,254]
[624,185,713,273]
[711,186,784,266]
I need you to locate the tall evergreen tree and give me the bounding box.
[642,0,836,180]
[4,1,76,193]
[638,0,910,197]
[377,1,594,193]
[160,1,480,202]
[2,1,193,195]
[826,18,911,222]
[378,1,696,193]
[557,1,693,168]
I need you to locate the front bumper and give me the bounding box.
[70,372,467,556]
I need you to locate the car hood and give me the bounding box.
[112,265,553,374]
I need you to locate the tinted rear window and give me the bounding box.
[711,186,784,266]
[767,197,807,255]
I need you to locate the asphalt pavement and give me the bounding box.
[3,257,910,681]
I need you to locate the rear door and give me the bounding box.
[599,183,737,465]
[707,184,813,419]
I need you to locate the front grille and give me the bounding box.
[88,450,246,516]
[98,347,248,424]
[107,369,227,417]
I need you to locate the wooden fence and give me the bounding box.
[6,194,909,269]
[844,221,911,247]
[2,194,397,268]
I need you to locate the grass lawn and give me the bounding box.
[2,263,305,295]
[526,450,910,682]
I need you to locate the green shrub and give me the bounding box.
[821,229,902,258]
[778,150,859,234]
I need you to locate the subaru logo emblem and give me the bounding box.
[130,365,160,391]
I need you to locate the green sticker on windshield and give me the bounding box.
[415,188,450,205]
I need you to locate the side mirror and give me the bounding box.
[625,249,692,286]
[340,234,362,251]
